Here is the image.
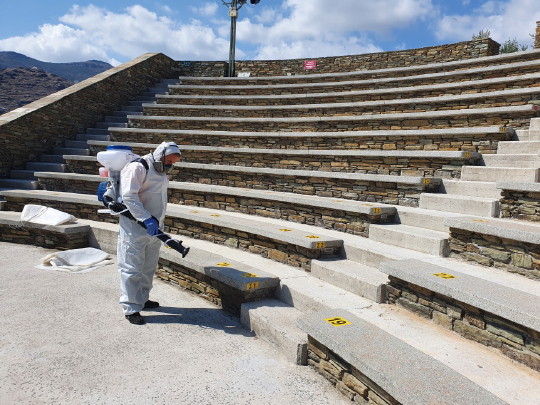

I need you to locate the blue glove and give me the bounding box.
[143,218,160,236]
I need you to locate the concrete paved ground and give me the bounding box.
[0,242,349,405]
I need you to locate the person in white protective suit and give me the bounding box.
[117,141,182,325]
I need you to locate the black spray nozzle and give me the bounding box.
[156,232,190,258]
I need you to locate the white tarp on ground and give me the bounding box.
[21,204,76,226]
[36,247,113,274]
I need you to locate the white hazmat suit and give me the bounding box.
[117,142,180,315]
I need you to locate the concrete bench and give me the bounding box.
[127,105,539,133]
[176,51,540,85]
[380,258,540,371]
[144,87,540,119]
[169,58,540,96]
[0,210,89,249]
[159,72,540,106]
[1,189,343,271]
[297,309,507,405]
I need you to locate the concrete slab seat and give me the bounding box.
[0,189,343,271]
[169,58,540,96]
[0,210,89,250]
[80,141,480,179]
[444,216,540,281]
[108,126,509,152]
[158,72,540,106]
[126,105,539,133]
[144,87,540,119]
[297,310,508,405]
[381,258,540,372]
[174,163,441,207]
[497,181,540,221]
[177,50,540,86]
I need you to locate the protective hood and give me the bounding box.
[152,142,181,161]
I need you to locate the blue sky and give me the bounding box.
[0,0,538,66]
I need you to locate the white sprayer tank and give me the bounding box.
[97,145,139,171]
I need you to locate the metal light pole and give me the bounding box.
[221,0,260,77]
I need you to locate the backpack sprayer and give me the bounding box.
[96,145,190,258]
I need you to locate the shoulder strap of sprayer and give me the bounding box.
[132,157,149,171]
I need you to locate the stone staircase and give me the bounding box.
[0,80,175,192]
[1,49,540,404]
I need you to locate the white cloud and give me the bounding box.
[436,0,539,46]
[234,0,433,60]
[190,2,219,17]
[0,4,229,65]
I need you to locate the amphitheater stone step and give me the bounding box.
[419,193,500,217]
[497,140,540,154]
[515,129,540,141]
[76,133,110,142]
[25,162,65,172]
[461,166,540,182]
[39,154,66,164]
[369,223,450,256]
[240,299,307,365]
[53,147,89,156]
[65,140,89,149]
[9,170,36,180]
[482,154,540,168]
[310,259,388,303]
[393,205,466,232]
[0,179,38,190]
[440,179,501,199]
[298,309,507,405]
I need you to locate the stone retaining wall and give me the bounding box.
[500,190,540,221]
[0,53,176,177]
[178,168,440,207]
[128,114,534,133]
[307,336,399,404]
[175,39,499,77]
[166,191,390,237]
[109,130,511,153]
[386,276,540,372]
[448,228,540,280]
[0,223,88,250]
[145,94,538,118]
[67,152,471,179]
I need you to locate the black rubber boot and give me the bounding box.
[143,300,160,309]
[125,312,146,325]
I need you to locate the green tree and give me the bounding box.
[499,38,529,53]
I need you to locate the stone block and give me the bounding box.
[454,320,502,349]
[432,311,453,329]
[343,373,369,397]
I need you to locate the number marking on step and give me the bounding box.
[241,272,258,278]
[433,272,456,279]
[325,317,351,327]
[216,262,232,267]
[315,242,326,249]
[246,282,259,290]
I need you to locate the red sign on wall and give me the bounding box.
[304,60,317,70]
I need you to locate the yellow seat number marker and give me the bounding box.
[433,272,456,279]
[246,282,259,290]
[241,272,258,278]
[325,317,351,327]
[423,178,431,184]
[315,242,326,249]
[305,235,320,239]
[372,207,382,214]
[279,228,292,232]
[216,262,232,267]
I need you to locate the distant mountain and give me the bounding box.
[0,51,112,82]
[0,67,74,114]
